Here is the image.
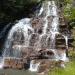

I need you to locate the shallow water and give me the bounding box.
[0,69,37,75]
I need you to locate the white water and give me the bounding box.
[63,35,68,49]
[38,6,44,16]
[59,52,68,62]
[3,18,33,57]
[29,60,40,72]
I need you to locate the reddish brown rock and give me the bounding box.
[4,58,11,68]
[4,58,24,69]
[32,18,44,29]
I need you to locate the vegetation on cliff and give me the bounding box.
[0,0,75,25]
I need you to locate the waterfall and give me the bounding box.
[0,18,34,69]
[0,1,68,70]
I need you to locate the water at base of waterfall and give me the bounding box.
[0,69,37,75]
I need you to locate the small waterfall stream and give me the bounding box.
[63,35,68,49]
[29,60,40,72]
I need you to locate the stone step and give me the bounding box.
[56,47,66,49]
[56,44,65,47]
[56,43,73,49]
[56,43,73,47]
[56,37,73,42]
[59,19,65,23]
[59,28,68,31]
[60,23,66,26]
[56,41,65,44]
[59,24,67,28]
[59,16,64,19]
[56,37,73,41]
[56,46,73,50]
[56,41,72,45]
[4,58,24,69]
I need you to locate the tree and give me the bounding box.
[0,0,41,25]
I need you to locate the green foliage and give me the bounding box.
[63,0,75,27]
[64,0,75,19]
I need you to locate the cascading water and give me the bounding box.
[0,0,68,70]
[63,35,68,49]
[49,1,60,49]
[3,18,34,57]
[37,1,60,60]
[37,1,59,50]
[0,18,34,68]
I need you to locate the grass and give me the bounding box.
[48,60,75,75]
[48,50,75,75]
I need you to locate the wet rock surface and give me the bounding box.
[2,14,70,74]
[3,48,66,72]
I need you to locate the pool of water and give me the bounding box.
[0,69,37,75]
